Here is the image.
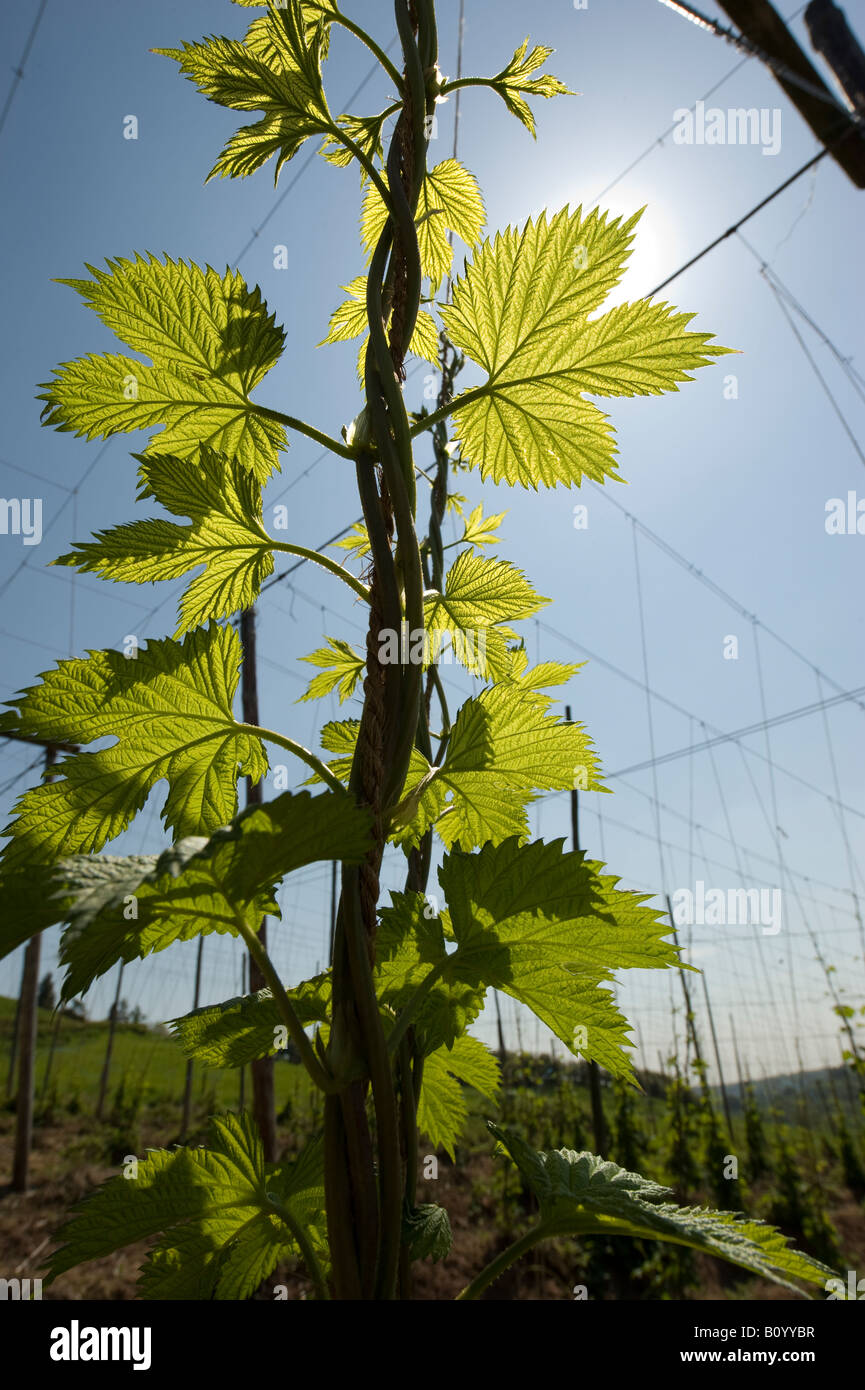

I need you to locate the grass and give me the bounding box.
[2,997,864,1299]
[0,994,315,1116]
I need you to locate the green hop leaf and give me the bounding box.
[39,255,287,480]
[157,0,333,184]
[0,625,266,867]
[361,159,485,291]
[54,448,275,635]
[487,1125,838,1297]
[486,38,574,135]
[442,206,730,488]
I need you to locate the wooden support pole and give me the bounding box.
[586,1022,612,1152]
[806,0,865,115]
[239,954,247,1114]
[328,858,338,965]
[12,939,41,1191]
[95,962,124,1120]
[715,0,865,186]
[566,707,608,1157]
[666,898,708,1096]
[701,973,735,1143]
[838,1037,858,1111]
[240,604,277,1162]
[730,1013,746,1104]
[12,744,55,1192]
[795,1038,818,1164]
[180,934,204,1141]
[5,954,26,1099]
[494,990,506,1063]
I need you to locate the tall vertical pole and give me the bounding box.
[329,859,338,964]
[12,744,55,1191]
[180,934,204,1140]
[701,973,734,1143]
[795,1037,817,1163]
[240,605,277,1161]
[666,898,708,1098]
[636,1022,656,1136]
[714,0,865,186]
[239,955,247,1113]
[805,0,865,115]
[838,1038,858,1111]
[567,706,607,1156]
[730,1012,747,1108]
[95,962,124,1120]
[5,954,27,1098]
[494,991,506,1062]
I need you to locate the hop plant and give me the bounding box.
[0,0,836,1302]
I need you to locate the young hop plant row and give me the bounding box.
[0,0,838,1300]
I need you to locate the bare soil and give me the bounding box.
[3,1112,863,1302]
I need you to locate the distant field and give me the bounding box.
[0,994,313,1115]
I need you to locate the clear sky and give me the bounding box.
[0,0,863,1087]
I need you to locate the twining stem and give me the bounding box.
[455,1227,544,1301]
[400,1037,420,1210]
[270,541,370,602]
[231,911,337,1095]
[329,125,395,209]
[323,0,437,1304]
[341,866,403,1300]
[356,452,404,724]
[336,1059,380,1299]
[364,226,424,817]
[266,1192,331,1301]
[236,723,344,794]
[397,1033,419,1298]
[324,1094,362,1299]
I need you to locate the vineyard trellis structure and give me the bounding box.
[0,0,862,1196]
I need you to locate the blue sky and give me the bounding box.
[0,0,863,1085]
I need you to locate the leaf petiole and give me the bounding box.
[237,722,344,794]
[253,405,359,460]
[455,1228,543,1300]
[266,1191,331,1300]
[329,16,404,92]
[386,958,448,1057]
[232,908,339,1096]
[270,541,370,602]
